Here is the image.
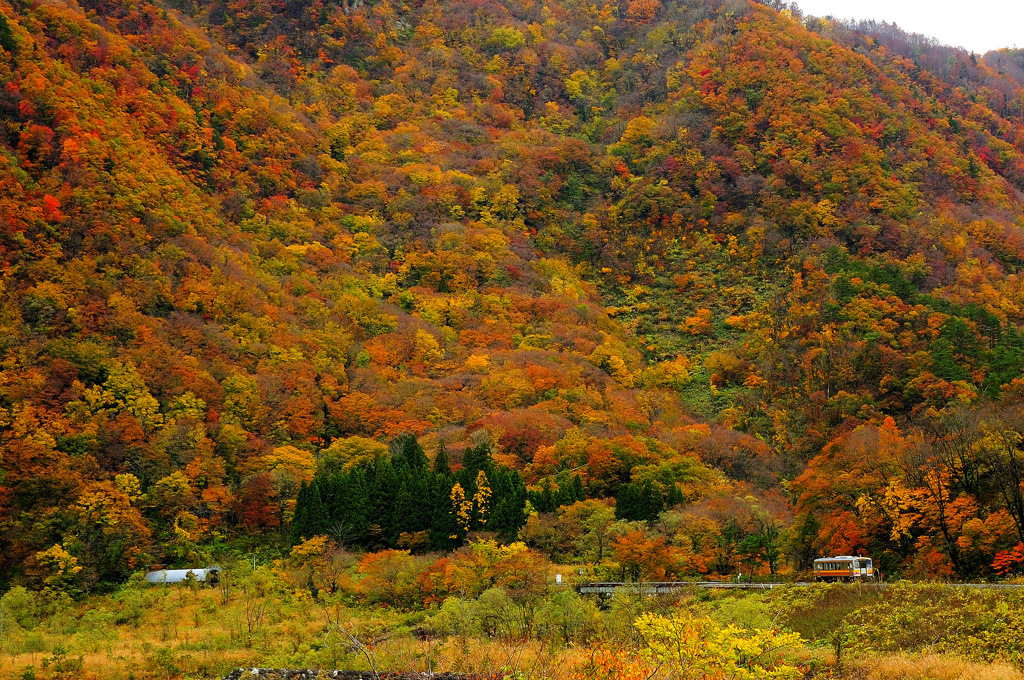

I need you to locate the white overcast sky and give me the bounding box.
[793,0,1023,53]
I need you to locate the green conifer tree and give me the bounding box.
[392,480,415,542]
[666,482,685,508]
[369,460,399,547]
[569,474,586,502]
[290,481,311,544]
[433,440,451,476]
[0,14,16,54]
[291,480,327,542]
[638,480,664,521]
[429,476,460,551]
[407,472,433,533]
[398,434,429,470]
[554,483,570,509]
[615,483,637,521]
[489,468,529,539]
[461,442,493,477]
[985,327,1024,397]
[333,468,370,546]
[540,478,555,513]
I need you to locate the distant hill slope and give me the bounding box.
[3,0,1024,586]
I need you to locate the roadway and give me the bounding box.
[574,581,1024,594]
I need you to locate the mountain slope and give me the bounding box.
[3,0,1024,585]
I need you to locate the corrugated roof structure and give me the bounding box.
[144,566,221,584]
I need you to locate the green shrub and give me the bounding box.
[488,27,525,50]
[1,588,39,630]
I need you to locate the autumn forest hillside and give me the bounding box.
[4,0,1024,592]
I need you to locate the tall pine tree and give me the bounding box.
[396,434,429,470]
[489,468,529,539]
[570,475,586,503]
[461,442,493,478]
[638,480,664,520]
[615,483,638,521]
[291,479,327,543]
[368,459,400,547]
[666,482,685,508]
[433,440,451,476]
[290,481,311,544]
[392,480,415,542]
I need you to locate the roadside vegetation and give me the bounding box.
[4,544,1024,680]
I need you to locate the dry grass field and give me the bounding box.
[4,569,1024,680]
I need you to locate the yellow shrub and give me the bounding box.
[635,612,803,680]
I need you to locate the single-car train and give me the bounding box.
[813,556,874,582]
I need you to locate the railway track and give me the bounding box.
[575,581,1024,594]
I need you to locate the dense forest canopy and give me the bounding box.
[4,0,1024,593]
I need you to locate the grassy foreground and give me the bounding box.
[3,561,1024,680]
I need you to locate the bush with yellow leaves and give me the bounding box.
[635,612,803,680]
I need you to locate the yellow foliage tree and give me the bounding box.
[249,446,317,482]
[34,545,82,595]
[474,470,492,526]
[80,360,163,428]
[221,372,267,430]
[635,613,803,680]
[589,340,636,388]
[491,184,520,220]
[290,535,330,562]
[451,483,472,538]
[413,328,444,366]
[642,356,693,390]
[114,473,142,503]
[463,353,490,373]
[318,436,388,473]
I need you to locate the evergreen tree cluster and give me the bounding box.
[614,480,681,522]
[527,474,587,514]
[290,437,528,551]
[984,327,1024,397]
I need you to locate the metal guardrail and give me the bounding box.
[942,583,1024,589]
[575,581,791,594]
[574,581,1024,594]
